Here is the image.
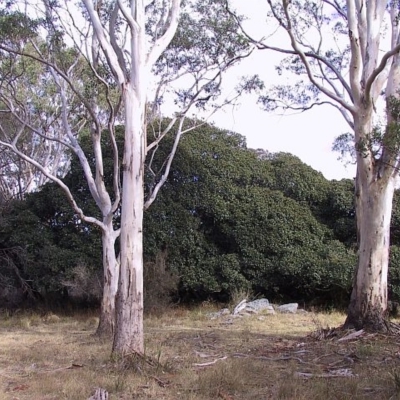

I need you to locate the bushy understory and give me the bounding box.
[2,123,400,310]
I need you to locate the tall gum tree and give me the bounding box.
[230,0,400,331]
[0,5,124,337]
[0,0,254,354]
[0,11,70,200]
[80,0,176,354]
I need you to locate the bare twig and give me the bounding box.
[296,368,358,378]
[193,356,228,367]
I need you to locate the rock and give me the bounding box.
[245,299,275,315]
[245,299,270,311]
[232,298,275,316]
[243,307,258,314]
[233,299,248,315]
[209,298,279,320]
[261,305,276,315]
[277,303,298,314]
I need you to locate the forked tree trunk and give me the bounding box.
[345,166,395,331]
[80,0,180,355]
[96,227,119,337]
[112,86,145,355]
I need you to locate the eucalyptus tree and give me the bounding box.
[230,0,400,330]
[0,11,70,201]
[0,0,253,354]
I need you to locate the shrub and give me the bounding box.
[144,250,179,314]
[61,263,102,305]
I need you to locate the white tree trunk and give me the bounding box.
[81,0,180,354]
[346,175,394,330]
[112,85,145,354]
[345,113,396,331]
[97,226,119,336]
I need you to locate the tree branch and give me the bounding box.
[346,0,362,104]
[82,0,126,85]
[109,2,128,77]
[322,0,347,19]
[364,45,400,102]
[144,117,184,210]
[278,0,355,114]
[0,139,105,230]
[228,1,354,104]
[147,0,181,67]
[117,0,140,33]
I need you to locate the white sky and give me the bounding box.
[205,0,357,181]
[211,96,356,181]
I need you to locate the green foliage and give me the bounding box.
[267,152,329,211]
[389,245,400,302]
[152,0,256,111]
[0,9,39,44]
[257,1,350,113]
[332,98,400,167]
[321,179,356,246]
[391,191,400,246]
[332,132,356,165]
[0,196,101,302]
[0,120,381,308]
[144,122,356,304]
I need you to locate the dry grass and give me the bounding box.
[0,307,399,399]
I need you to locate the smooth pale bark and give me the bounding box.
[344,91,398,330]
[346,167,394,330]
[81,0,181,355]
[342,99,397,331]
[343,1,400,330]
[96,227,119,337]
[278,0,396,330]
[112,85,145,354]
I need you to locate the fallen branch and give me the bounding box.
[309,327,338,340]
[296,368,357,379]
[232,353,309,364]
[194,350,217,358]
[36,364,84,374]
[193,356,228,367]
[87,387,108,400]
[233,299,247,315]
[312,352,335,363]
[338,330,364,342]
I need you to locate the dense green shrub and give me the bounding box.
[144,124,357,305]
[6,121,400,308]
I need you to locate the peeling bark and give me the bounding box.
[345,171,394,331]
[112,88,145,355]
[259,1,400,332]
[96,228,119,337]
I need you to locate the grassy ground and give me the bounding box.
[0,306,400,399]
